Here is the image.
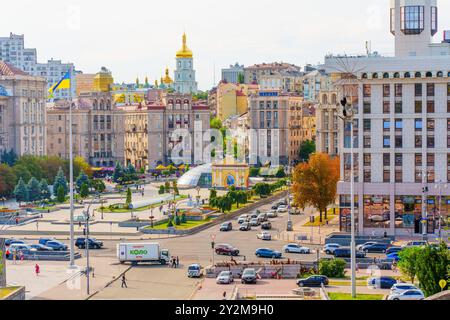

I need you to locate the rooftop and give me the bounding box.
[0,61,29,76]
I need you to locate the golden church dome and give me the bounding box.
[162,67,173,84]
[176,33,193,59]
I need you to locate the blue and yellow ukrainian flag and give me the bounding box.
[48,70,71,98]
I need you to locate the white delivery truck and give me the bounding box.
[117,243,170,265]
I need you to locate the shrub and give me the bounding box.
[319,258,346,278]
[158,185,165,195]
[249,167,260,177]
[167,219,174,228]
[175,215,181,225]
[181,213,187,223]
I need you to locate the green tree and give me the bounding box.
[172,181,179,196]
[75,171,89,191]
[235,191,248,208]
[125,188,132,208]
[319,259,346,278]
[112,162,124,183]
[167,218,174,228]
[80,182,89,198]
[159,185,166,195]
[92,179,106,193]
[249,167,260,177]
[398,247,422,284]
[164,181,171,193]
[210,118,223,130]
[181,213,187,224]
[415,242,449,297]
[253,183,271,197]
[14,178,29,203]
[237,73,245,84]
[56,185,66,203]
[275,166,286,178]
[298,140,316,162]
[209,189,217,202]
[39,179,51,200]
[12,164,31,184]
[14,155,43,180]
[53,167,68,196]
[0,164,16,197]
[175,215,181,226]
[0,149,18,166]
[27,177,42,202]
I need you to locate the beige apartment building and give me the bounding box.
[0,61,47,156]
[123,105,149,170]
[316,90,340,156]
[147,92,210,167]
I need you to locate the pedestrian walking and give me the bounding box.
[78,221,82,229]
[176,256,179,268]
[121,274,128,288]
[222,291,227,300]
[35,264,40,276]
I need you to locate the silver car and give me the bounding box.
[257,232,272,241]
[250,218,260,226]
[216,271,234,284]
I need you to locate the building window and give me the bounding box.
[383,101,390,114]
[427,101,435,113]
[395,84,402,97]
[383,84,390,97]
[383,170,390,183]
[427,119,435,132]
[395,153,403,166]
[415,153,422,167]
[431,6,438,36]
[363,136,371,148]
[395,101,403,114]
[363,102,371,114]
[364,170,371,183]
[415,136,422,148]
[415,101,422,113]
[395,170,403,183]
[427,153,435,167]
[363,119,371,132]
[415,119,423,131]
[427,83,435,97]
[395,136,403,148]
[395,119,403,131]
[383,119,390,131]
[364,154,371,167]
[427,136,435,148]
[415,83,422,97]
[383,153,391,166]
[383,136,391,148]
[400,6,425,35]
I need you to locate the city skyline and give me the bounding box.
[2,0,450,90]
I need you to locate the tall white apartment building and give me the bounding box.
[324,0,450,237]
[0,33,75,99]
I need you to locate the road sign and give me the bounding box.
[439,279,447,290]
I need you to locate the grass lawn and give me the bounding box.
[328,292,384,300]
[304,214,338,227]
[146,218,213,231]
[98,195,187,213]
[0,287,20,299]
[328,280,367,286]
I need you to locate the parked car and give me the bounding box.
[386,246,403,255]
[367,276,397,289]
[9,244,32,254]
[261,222,272,230]
[390,283,419,295]
[283,243,310,254]
[356,242,378,251]
[256,232,272,241]
[267,211,278,218]
[387,289,424,300]
[239,223,251,231]
[255,248,282,259]
[323,243,341,255]
[361,243,390,253]
[216,271,234,284]
[297,275,329,287]
[75,238,103,249]
[30,244,53,251]
[402,240,427,248]
[219,222,233,232]
[277,205,288,213]
[45,240,68,251]
[187,264,203,278]
[333,248,366,258]
[250,218,260,227]
[241,268,257,284]
[5,239,25,247]
[39,238,56,246]
[215,244,240,256]
[386,252,400,262]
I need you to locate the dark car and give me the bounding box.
[297,275,329,287]
[219,222,233,232]
[30,244,53,251]
[241,268,257,284]
[386,246,402,255]
[5,239,25,247]
[362,243,390,253]
[39,238,56,246]
[215,244,240,256]
[367,276,397,289]
[239,223,251,231]
[45,240,68,251]
[255,248,282,259]
[75,238,103,249]
[334,248,366,258]
[261,222,272,230]
[271,205,278,210]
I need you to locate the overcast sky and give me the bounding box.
[2,0,450,90]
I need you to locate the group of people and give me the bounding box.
[170,256,180,268]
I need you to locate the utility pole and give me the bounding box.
[69,101,75,269]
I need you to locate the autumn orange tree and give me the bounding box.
[292,153,340,222]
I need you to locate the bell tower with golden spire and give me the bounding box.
[173,32,198,94]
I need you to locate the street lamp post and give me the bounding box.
[435,181,448,242]
[287,180,293,232]
[419,169,432,241]
[69,102,76,269]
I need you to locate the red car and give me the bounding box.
[215,244,240,256]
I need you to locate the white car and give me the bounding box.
[250,218,260,226]
[277,205,288,213]
[283,243,311,254]
[390,283,419,295]
[9,244,33,253]
[187,264,203,278]
[257,232,272,241]
[267,211,278,218]
[323,243,341,255]
[387,289,424,300]
[216,271,234,284]
[401,241,427,248]
[237,215,249,224]
[356,241,378,251]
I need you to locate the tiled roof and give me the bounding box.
[0,61,29,76]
